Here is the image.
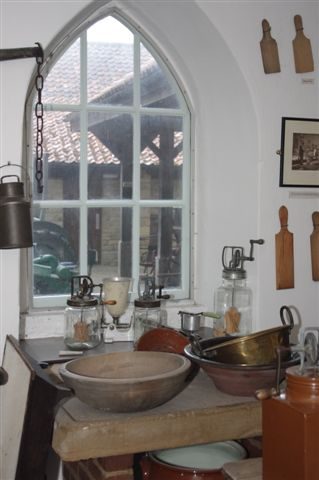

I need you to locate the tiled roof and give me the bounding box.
[41,42,183,167]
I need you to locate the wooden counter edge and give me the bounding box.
[52,401,262,462]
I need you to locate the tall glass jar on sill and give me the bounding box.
[214,240,264,337]
[214,270,252,336]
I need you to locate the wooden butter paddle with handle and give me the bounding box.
[260,19,281,74]
[310,211,319,281]
[293,14,314,73]
[275,205,294,289]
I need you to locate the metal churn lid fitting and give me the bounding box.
[67,275,98,307]
[222,239,264,280]
[135,275,161,308]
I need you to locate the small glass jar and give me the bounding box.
[133,299,164,345]
[64,299,101,350]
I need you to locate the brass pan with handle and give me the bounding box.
[193,306,294,366]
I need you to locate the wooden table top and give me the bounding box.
[19,337,262,462]
[52,369,262,461]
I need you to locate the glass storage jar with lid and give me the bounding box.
[133,276,168,345]
[214,268,252,336]
[133,298,163,345]
[64,275,101,350]
[214,239,264,336]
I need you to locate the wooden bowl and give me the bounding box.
[60,351,192,412]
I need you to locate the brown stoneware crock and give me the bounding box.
[140,441,247,479]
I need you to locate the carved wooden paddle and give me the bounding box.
[275,206,294,289]
[260,19,280,74]
[310,211,319,281]
[293,14,314,73]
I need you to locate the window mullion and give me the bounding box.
[181,112,191,294]
[79,31,88,274]
[131,34,141,292]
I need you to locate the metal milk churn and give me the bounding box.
[0,172,32,248]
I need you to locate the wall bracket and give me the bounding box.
[0,45,42,62]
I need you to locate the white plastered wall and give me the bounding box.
[0,0,318,356]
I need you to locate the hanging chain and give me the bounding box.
[34,43,44,194]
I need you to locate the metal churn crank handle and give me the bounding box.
[255,346,290,400]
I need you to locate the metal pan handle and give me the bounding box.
[255,345,291,400]
[279,305,294,328]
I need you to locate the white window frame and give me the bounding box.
[23,8,192,311]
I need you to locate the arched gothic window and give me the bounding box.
[27,13,191,308]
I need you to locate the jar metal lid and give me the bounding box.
[67,297,98,307]
[134,299,161,308]
[222,269,247,280]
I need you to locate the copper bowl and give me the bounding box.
[184,343,299,396]
[135,327,190,354]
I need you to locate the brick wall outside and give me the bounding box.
[63,454,134,480]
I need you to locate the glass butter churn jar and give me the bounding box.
[133,276,169,345]
[214,239,264,336]
[64,275,101,350]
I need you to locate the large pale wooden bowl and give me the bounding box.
[60,351,192,412]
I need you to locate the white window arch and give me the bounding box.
[26,11,191,309]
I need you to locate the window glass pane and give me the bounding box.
[140,43,180,109]
[42,39,80,105]
[140,115,183,200]
[87,17,134,106]
[33,208,79,296]
[140,207,181,288]
[89,207,132,284]
[87,112,133,199]
[33,111,80,201]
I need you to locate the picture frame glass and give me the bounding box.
[280,117,319,187]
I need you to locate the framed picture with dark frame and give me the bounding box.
[279,117,319,187]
